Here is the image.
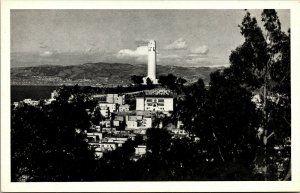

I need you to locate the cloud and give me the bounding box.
[159,54,181,59]
[190,45,209,55]
[186,57,207,64]
[117,46,148,62]
[39,41,49,49]
[118,46,148,58]
[88,42,96,46]
[185,56,230,68]
[188,54,203,57]
[40,51,53,57]
[85,46,101,54]
[135,39,150,46]
[39,45,48,49]
[164,38,188,50]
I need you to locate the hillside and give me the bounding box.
[11,62,222,86]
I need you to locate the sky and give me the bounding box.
[11,9,290,68]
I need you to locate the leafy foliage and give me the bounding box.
[146,77,153,86]
[130,75,143,85]
[159,74,187,93]
[228,9,291,180]
[11,86,97,181]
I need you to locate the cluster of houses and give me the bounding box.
[13,90,188,160]
[86,93,188,160]
[13,97,56,107]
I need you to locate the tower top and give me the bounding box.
[148,40,156,47]
[148,40,156,51]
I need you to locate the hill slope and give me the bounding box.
[11,62,222,86]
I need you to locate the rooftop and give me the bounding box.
[136,95,173,98]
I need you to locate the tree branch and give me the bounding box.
[283,167,291,181]
[212,132,225,162]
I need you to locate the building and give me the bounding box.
[99,107,110,118]
[99,103,117,112]
[91,94,106,101]
[13,102,19,107]
[100,120,112,128]
[136,96,173,112]
[125,115,152,130]
[86,132,103,143]
[106,94,125,105]
[119,104,130,112]
[98,103,117,118]
[51,90,58,99]
[143,40,158,84]
[23,99,39,106]
[135,145,147,156]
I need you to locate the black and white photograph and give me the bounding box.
[1,0,300,192]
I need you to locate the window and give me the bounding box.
[158,99,164,103]
[146,99,152,102]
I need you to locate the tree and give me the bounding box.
[174,78,207,135]
[146,77,153,86]
[176,77,187,86]
[130,75,143,85]
[159,74,177,89]
[206,70,259,165]
[91,106,105,126]
[11,86,97,181]
[229,9,291,180]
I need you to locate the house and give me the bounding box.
[86,132,103,143]
[23,98,39,106]
[106,94,125,105]
[99,102,117,112]
[119,104,130,112]
[135,145,147,156]
[125,115,152,130]
[136,95,173,112]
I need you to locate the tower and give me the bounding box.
[143,40,158,84]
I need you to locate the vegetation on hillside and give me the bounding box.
[11,63,217,86]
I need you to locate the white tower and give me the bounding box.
[143,40,158,84]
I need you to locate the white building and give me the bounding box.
[106,94,125,105]
[13,102,19,107]
[87,132,103,143]
[136,96,173,112]
[99,103,117,118]
[99,103,117,111]
[51,90,58,99]
[99,107,110,118]
[135,145,147,156]
[119,104,130,112]
[143,40,158,84]
[125,115,152,130]
[23,99,39,106]
[100,120,112,128]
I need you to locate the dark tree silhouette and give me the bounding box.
[130,75,143,85]
[146,77,153,86]
[11,86,97,181]
[228,9,291,180]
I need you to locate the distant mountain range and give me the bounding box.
[11,62,224,86]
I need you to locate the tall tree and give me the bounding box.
[130,75,143,85]
[229,9,291,180]
[11,86,97,181]
[146,77,153,86]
